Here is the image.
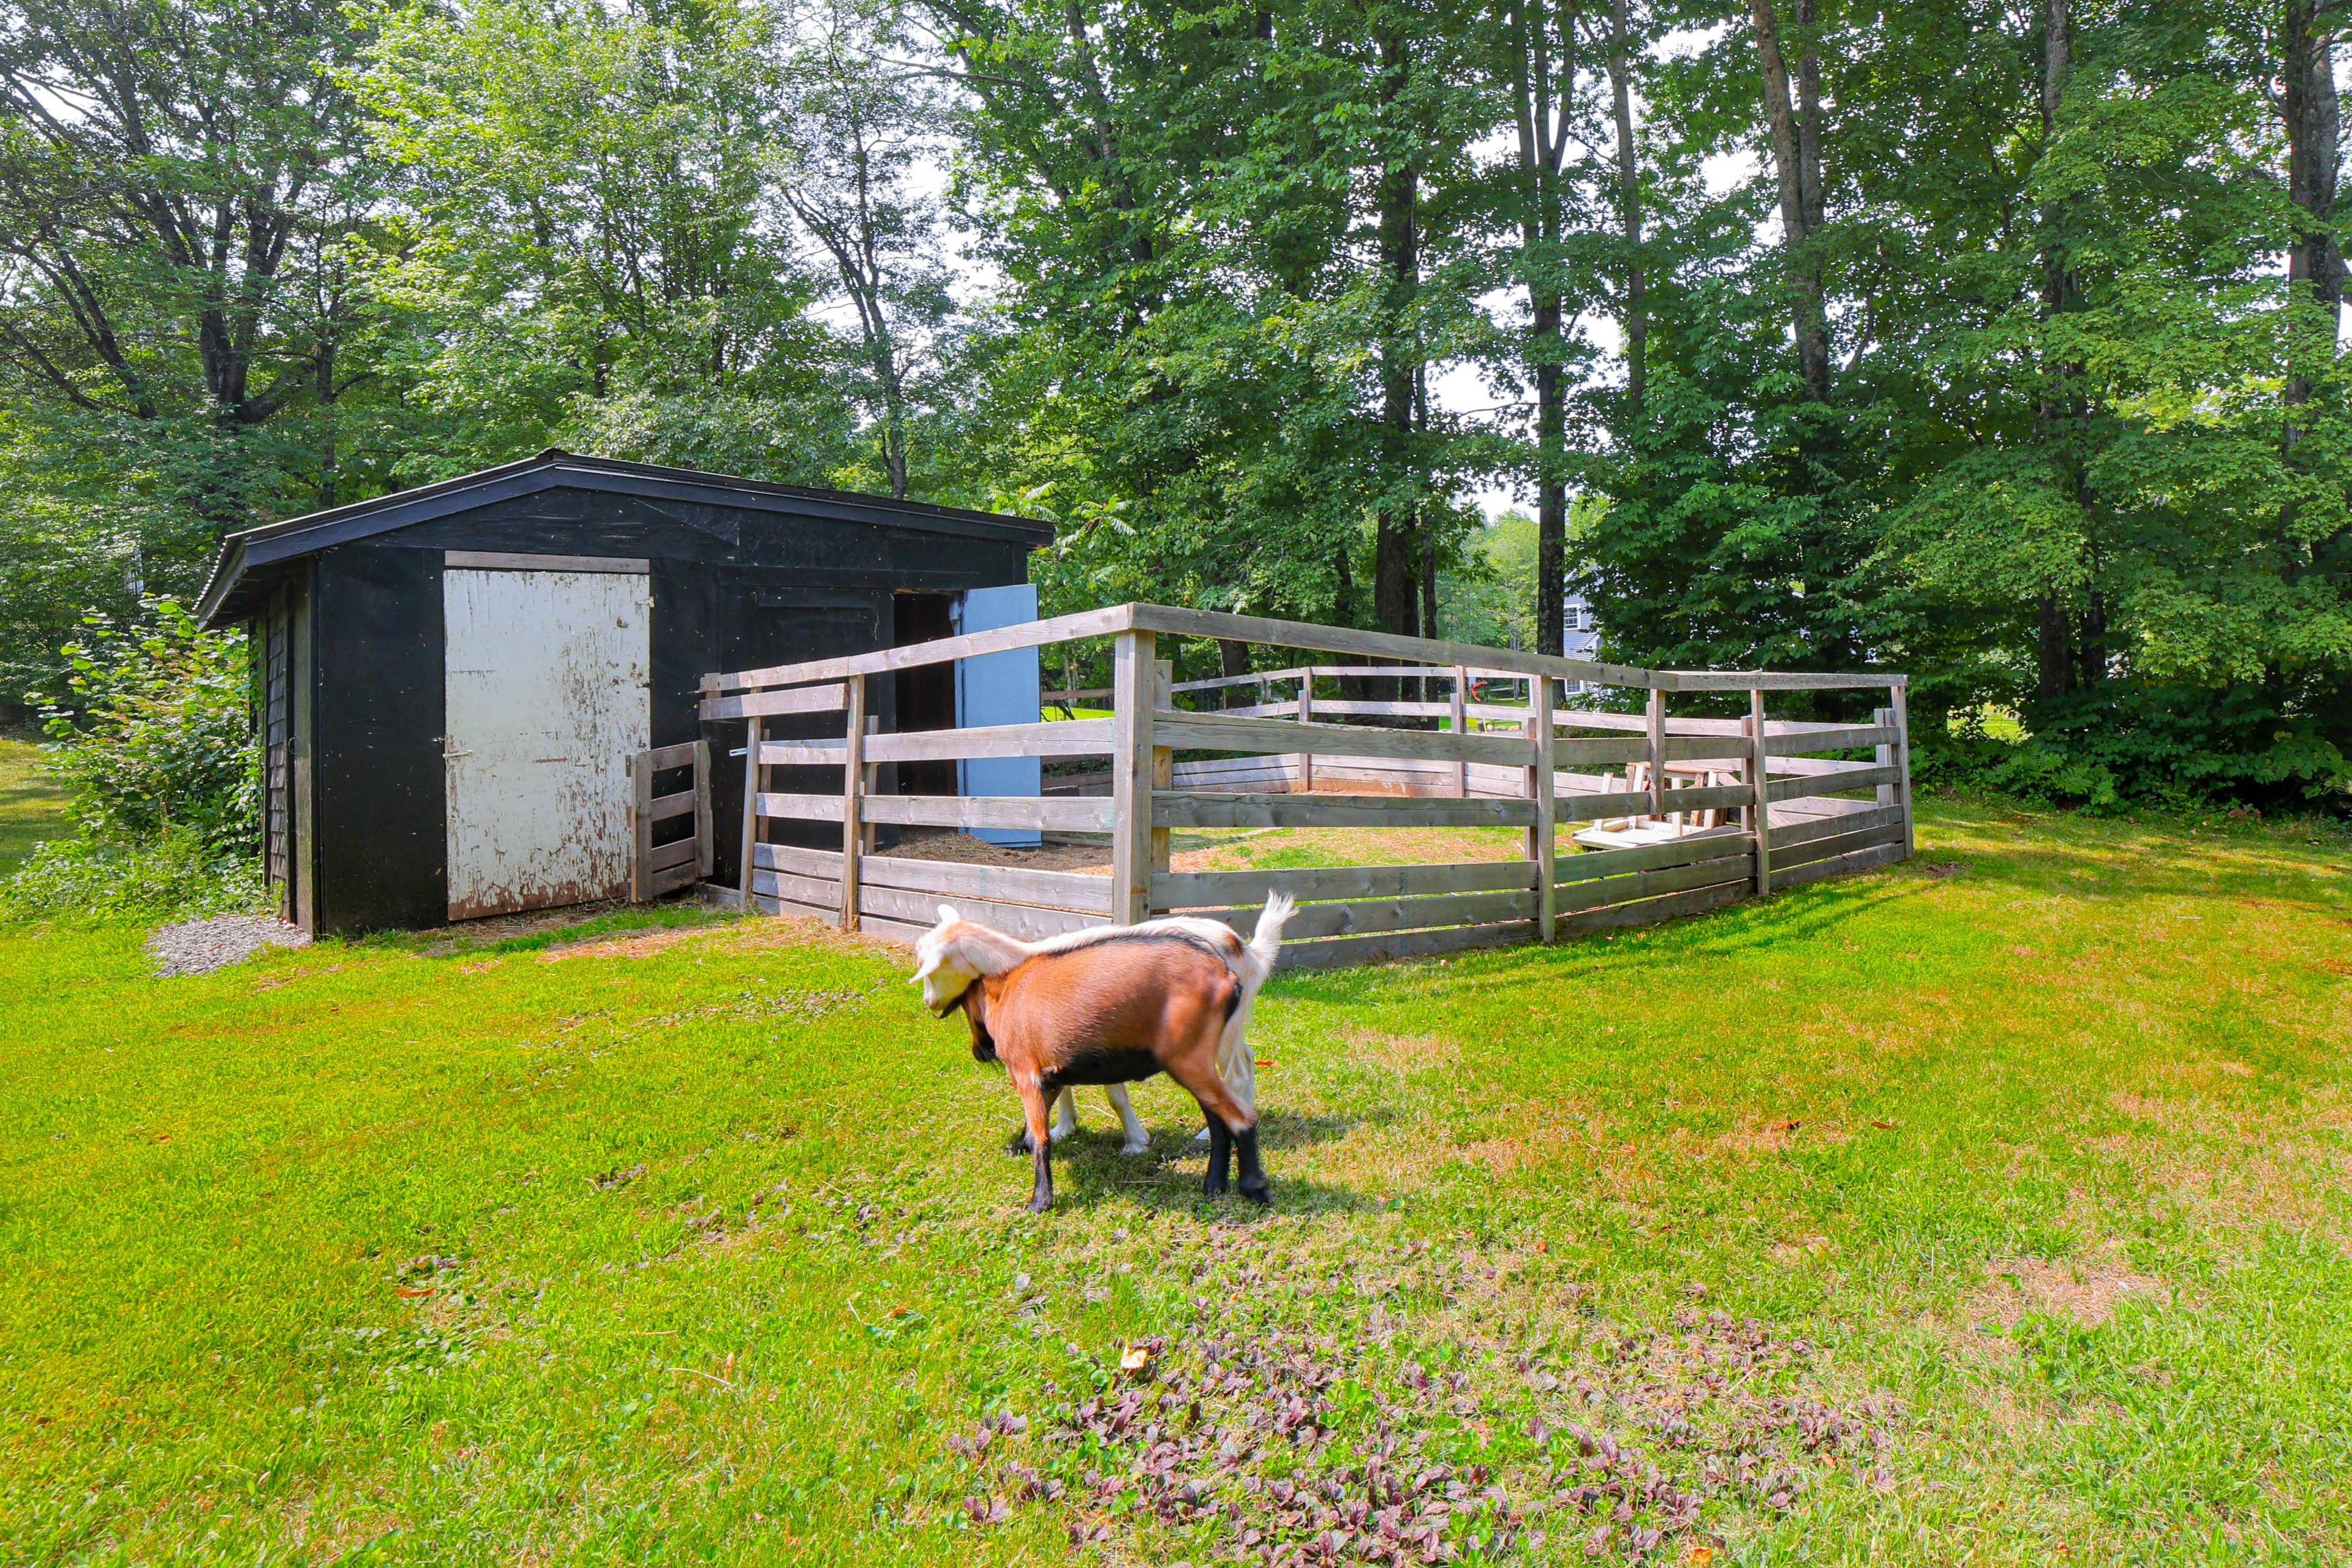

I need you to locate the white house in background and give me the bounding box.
[1562,590,1601,692]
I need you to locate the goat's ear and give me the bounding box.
[937,903,959,925]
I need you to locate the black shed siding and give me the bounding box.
[311,546,446,933]
[203,455,1045,936]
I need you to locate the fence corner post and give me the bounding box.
[1152,659,1174,914]
[1451,664,1470,797]
[1645,685,1666,822]
[1892,681,1915,861]
[1111,630,1158,924]
[1529,673,1557,940]
[839,675,866,932]
[1749,688,1772,896]
[693,738,713,879]
[739,716,763,912]
[1296,669,1314,794]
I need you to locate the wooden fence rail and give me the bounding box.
[707,602,1913,967]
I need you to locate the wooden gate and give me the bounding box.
[629,741,714,901]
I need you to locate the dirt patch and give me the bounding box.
[875,829,1113,873]
[1971,1256,2169,1329]
[1347,1029,1461,1076]
[1710,1115,1816,1156]
[537,926,708,963]
[417,899,630,955]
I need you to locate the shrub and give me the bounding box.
[4,598,263,920]
[4,831,270,921]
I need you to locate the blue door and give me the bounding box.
[954,584,1042,846]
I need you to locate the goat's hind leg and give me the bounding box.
[1104,1084,1148,1155]
[1164,1057,1269,1205]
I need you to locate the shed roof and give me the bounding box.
[195,449,1054,627]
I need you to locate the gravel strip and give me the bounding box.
[147,913,310,977]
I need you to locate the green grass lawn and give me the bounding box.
[2,781,2350,1566]
[0,737,69,872]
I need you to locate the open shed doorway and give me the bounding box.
[892,592,958,799]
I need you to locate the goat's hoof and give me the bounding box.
[1006,1132,1035,1156]
[1120,1139,1150,1156]
[1027,1196,1054,1214]
[1241,1181,1271,1205]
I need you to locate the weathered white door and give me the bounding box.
[444,567,651,919]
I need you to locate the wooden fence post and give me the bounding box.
[1645,685,1666,821]
[840,675,866,932]
[628,752,652,902]
[1529,674,1557,940]
[1111,630,1157,924]
[1892,682,1915,861]
[861,714,880,854]
[1749,687,1772,895]
[1296,669,1314,794]
[1152,659,1174,913]
[739,715,763,911]
[1873,704,1895,810]
[693,738,713,879]
[1451,665,1469,797]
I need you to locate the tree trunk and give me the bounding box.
[1750,0,1829,399]
[2284,0,2343,425]
[1218,638,1251,709]
[2077,594,2106,690]
[2036,594,2070,704]
[1512,0,1570,655]
[1609,0,1646,413]
[2032,0,2091,707]
[1372,27,1422,643]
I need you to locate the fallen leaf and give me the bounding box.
[1686,1546,1716,1566]
[1776,1120,1802,1133]
[1118,1344,1153,1373]
[393,1286,435,1298]
[1871,1119,1898,1130]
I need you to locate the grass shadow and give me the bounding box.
[1024,1107,1376,1216]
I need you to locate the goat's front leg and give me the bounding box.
[1104,1085,1148,1155]
[1011,1087,1080,1155]
[1013,1075,1055,1213]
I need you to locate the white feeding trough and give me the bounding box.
[1572,760,1749,851]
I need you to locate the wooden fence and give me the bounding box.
[698,603,1913,968]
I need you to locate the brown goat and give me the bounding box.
[912,897,1292,1212]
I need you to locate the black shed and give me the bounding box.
[196,450,1050,935]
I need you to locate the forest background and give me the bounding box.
[1,0,2347,811]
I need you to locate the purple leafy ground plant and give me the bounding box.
[946,1233,1904,1564]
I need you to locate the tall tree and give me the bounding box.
[358,0,852,483]
[1499,0,1576,654]
[1747,0,1827,399]
[774,0,956,499]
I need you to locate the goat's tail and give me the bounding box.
[1215,891,1294,1118]
[1245,890,1295,981]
